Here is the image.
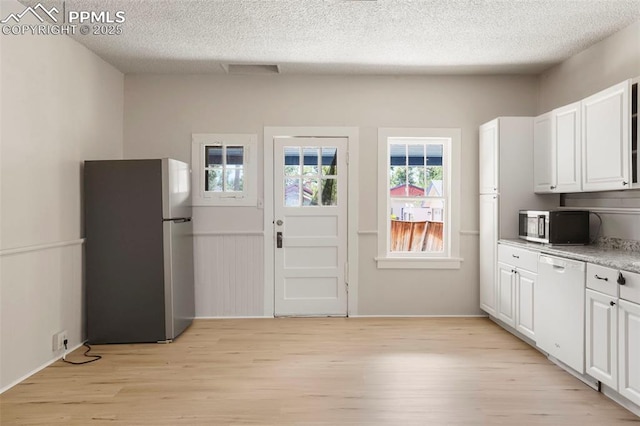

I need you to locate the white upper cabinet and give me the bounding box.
[554,102,582,192]
[582,80,630,192]
[534,103,582,193]
[479,120,499,194]
[533,112,554,193]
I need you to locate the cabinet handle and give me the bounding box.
[622,181,629,186]
[617,272,626,285]
[550,185,556,190]
[594,274,609,281]
[610,301,616,306]
[512,254,520,259]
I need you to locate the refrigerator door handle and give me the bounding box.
[163,217,192,223]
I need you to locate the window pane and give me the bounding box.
[389,144,406,167]
[226,146,244,165]
[225,166,244,191]
[285,178,300,207]
[426,144,443,166]
[303,147,319,175]
[284,147,300,176]
[302,178,319,206]
[206,146,223,167]
[389,199,444,253]
[407,167,425,196]
[389,166,407,196]
[426,166,444,196]
[205,167,223,192]
[321,178,338,205]
[322,147,338,176]
[408,144,425,166]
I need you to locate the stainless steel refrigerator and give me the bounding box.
[84,159,195,344]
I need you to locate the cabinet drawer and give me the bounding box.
[620,270,640,304]
[498,245,538,272]
[586,264,619,297]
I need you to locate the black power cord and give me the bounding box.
[62,340,102,365]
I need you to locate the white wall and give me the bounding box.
[538,19,640,234]
[0,0,124,391]
[538,20,640,113]
[124,73,538,317]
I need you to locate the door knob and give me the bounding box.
[276,220,283,226]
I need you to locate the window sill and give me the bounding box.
[375,256,463,270]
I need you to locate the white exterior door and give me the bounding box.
[273,137,348,316]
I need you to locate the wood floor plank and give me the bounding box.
[1,318,638,425]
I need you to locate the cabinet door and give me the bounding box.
[479,120,499,194]
[555,102,582,192]
[582,80,630,192]
[619,299,640,406]
[534,112,555,193]
[497,262,516,327]
[516,269,536,341]
[479,195,498,315]
[585,289,617,389]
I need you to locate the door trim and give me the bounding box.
[264,126,359,317]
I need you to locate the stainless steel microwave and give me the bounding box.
[518,210,590,245]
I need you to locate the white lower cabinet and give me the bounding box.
[586,289,617,389]
[619,299,640,406]
[497,262,517,328]
[496,245,537,341]
[585,267,640,407]
[515,269,536,340]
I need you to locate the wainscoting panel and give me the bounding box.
[1,241,84,392]
[194,233,265,317]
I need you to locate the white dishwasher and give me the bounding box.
[535,254,586,373]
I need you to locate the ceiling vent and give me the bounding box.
[224,64,280,74]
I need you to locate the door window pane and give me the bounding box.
[285,178,300,206]
[302,178,319,206]
[322,147,338,176]
[303,147,319,175]
[284,147,301,176]
[321,178,338,205]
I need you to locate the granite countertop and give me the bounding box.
[499,238,640,274]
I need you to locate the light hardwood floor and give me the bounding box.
[1,318,638,425]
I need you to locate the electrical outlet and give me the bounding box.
[52,330,68,351]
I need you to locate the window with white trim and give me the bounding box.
[377,128,461,269]
[192,134,257,206]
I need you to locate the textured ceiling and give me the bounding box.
[16,0,640,74]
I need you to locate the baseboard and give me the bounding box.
[0,341,85,394]
[350,314,489,318]
[195,316,274,319]
[601,384,640,417]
